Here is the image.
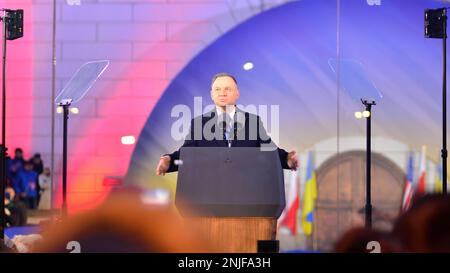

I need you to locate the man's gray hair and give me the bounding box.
[211,72,238,86]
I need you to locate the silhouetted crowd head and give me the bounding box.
[334,194,450,253]
[34,188,213,253]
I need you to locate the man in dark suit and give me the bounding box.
[156,73,299,175]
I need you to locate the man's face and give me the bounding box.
[15,151,23,159]
[210,76,240,108]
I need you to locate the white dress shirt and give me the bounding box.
[215,105,236,120]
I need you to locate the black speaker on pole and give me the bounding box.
[425,8,446,38]
[425,7,448,194]
[5,9,23,40]
[0,8,24,249]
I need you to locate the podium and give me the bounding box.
[175,147,285,252]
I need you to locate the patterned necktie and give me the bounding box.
[219,113,232,141]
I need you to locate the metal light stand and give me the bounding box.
[362,99,376,229]
[59,99,72,217]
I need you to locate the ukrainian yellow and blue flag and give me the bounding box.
[435,158,443,193]
[302,152,317,236]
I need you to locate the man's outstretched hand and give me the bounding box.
[157,151,299,174]
[287,150,299,171]
[156,155,171,176]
